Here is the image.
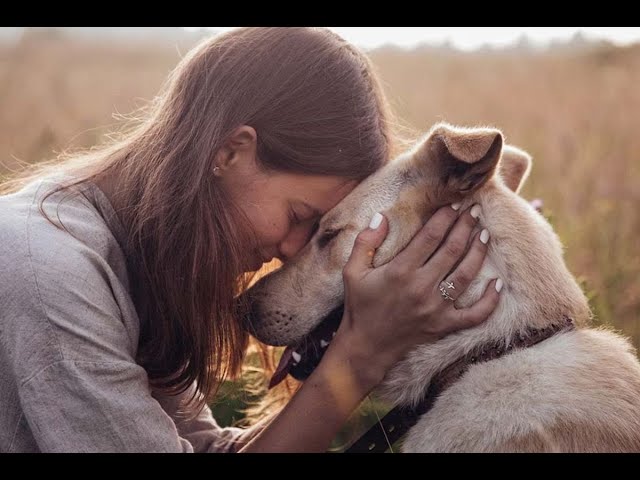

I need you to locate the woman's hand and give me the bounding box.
[332,203,501,390]
[240,204,501,452]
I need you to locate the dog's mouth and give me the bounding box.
[268,305,344,389]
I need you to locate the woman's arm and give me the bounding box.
[239,334,378,452]
[9,226,245,453]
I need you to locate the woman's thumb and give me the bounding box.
[344,212,389,276]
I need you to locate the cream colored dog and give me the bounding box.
[246,123,640,452]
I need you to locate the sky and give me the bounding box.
[183,27,640,51]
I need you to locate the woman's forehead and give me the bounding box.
[286,175,358,212]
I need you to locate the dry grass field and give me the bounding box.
[2,29,639,430]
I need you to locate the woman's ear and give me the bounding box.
[214,125,258,175]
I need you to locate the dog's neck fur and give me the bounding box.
[379,180,592,407]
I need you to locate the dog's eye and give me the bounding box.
[317,229,341,249]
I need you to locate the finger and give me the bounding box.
[391,204,460,268]
[435,228,490,302]
[425,203,481,277]
[343,212,389,278]
[442,278,503,334]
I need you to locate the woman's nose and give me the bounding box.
[278,224,315,262]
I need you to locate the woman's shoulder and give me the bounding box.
[0,174,141,378]
[1,173,128,271]
[0,173,133,319]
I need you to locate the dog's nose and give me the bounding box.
[240,293,290,346]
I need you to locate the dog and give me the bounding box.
[244,122,640,452]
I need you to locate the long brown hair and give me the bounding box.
[1,27,402,412]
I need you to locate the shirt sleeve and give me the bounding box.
[19,359,252,453]
[152,381,258,453]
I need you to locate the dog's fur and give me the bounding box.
[246,123,640,452]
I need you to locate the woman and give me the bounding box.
[0,27,501,452]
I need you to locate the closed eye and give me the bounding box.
[317,228,342,249]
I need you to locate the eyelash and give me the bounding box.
[289,207,302,225]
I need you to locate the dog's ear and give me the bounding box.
[499,145,532,194]
[415,123,503,196]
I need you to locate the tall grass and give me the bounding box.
[2,31,639,432]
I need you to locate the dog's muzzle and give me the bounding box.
[268,305,345,388]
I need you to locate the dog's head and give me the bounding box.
[244,123,531,351]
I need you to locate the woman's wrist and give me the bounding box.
[323,317,389,394]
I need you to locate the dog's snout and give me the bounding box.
[242,294,300,346]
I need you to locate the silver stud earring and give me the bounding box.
[213,166,221,175]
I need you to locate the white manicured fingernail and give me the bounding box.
[292,351,301,363]
[470,204,482,219]
[496,278,504,293]
[480,229,490,244]
[369,212,383,230]
[451,203,461,211]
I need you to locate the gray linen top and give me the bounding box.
[0,174,249,452]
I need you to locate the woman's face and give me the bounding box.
[223,166,357,272]
[214,128,358,271]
